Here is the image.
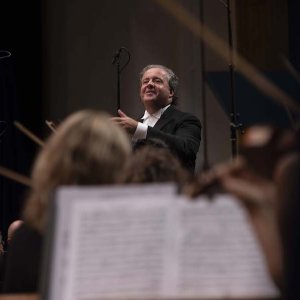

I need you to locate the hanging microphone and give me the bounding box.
[111,47,131,65]
[112,48,122,65]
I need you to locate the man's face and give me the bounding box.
[140,68,174,110]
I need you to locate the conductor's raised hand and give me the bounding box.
[111,109,138,135]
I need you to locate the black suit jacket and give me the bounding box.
[145,105,201,172]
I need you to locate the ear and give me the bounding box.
[169,89,174,99]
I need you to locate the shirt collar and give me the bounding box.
[142,104,171,120]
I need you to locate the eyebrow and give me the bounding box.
[142,76,163,82]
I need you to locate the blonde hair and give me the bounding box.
[23,110,131,232]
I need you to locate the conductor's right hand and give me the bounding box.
[111,110,138,135]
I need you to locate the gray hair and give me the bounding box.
[139,64,179,105]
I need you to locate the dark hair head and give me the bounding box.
[121,142,189,184]
[133,138,169,152]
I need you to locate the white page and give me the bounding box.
[47,184,176,300]
[174,194,279,298]
[45,185,279,300]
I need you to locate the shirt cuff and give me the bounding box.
[132,122,148,141]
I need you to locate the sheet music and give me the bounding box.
[45,185,279,300]
[174,195,278,298]
[68,198,170,299]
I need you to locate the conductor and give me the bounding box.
[112,64,202,172]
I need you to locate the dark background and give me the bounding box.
[0,1,42,242]
[0,0,299,241]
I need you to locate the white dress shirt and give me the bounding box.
[132,105,170,141]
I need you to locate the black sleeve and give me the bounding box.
[147,114,201,171]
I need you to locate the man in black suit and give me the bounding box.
[112,64,201,172]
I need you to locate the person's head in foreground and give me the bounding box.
[23,110,131,233]
[122,138,189,184]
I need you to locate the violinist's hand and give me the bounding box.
[111,110,138,135]
[209,156,277,211]
[183,156,247,198]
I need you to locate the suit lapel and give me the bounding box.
[153,106,175,130]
